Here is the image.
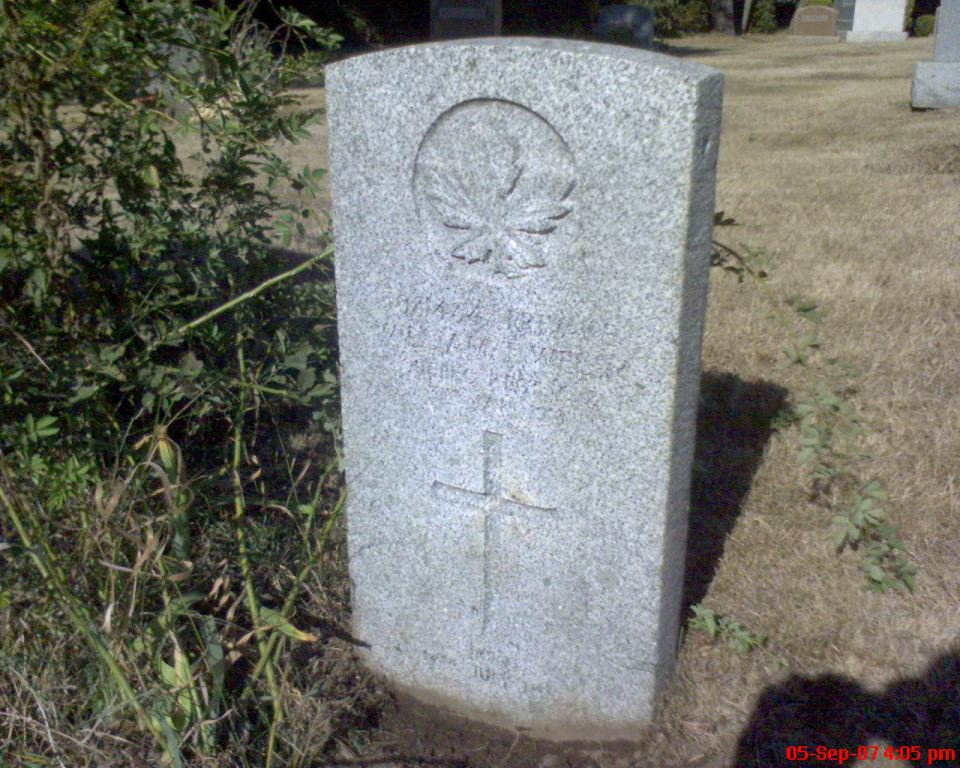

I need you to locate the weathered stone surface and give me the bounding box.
[430,0,502,39]
[790,6,839,36]
[595,5,655,49]
[934,0,960,62]
[845,0,908,41]
[912,0,960,108]
[912,62,960,108]
[326,38,722,741]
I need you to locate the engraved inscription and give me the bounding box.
[432,431,556,631]
[414,99,578,279]
[469,640,550,698]
[379,290,637,417]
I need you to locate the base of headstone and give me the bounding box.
[379,689,648,764]
[844,30,908,41]
[912,61,960,108]
[382,674,660,742]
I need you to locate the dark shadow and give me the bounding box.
[660,44,728,58]
[684,371,788,613]
[735,648,960,767]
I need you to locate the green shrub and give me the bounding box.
[914,13,936,36]
[678,0,712,32]
[802,0,834,7]
[749,0,778,32]
[0,1,355,765]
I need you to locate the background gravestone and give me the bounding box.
[845,0,908,41]
[913,0,960,107]
[790,6,839,36]
[430,0,502,39]
[595,5,655,49]
[326,38,723,740]
[836,0,857,33]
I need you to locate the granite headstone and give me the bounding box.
[836,0,857,33]
[430,0,502,39]
[913,0,960,107]
[791,6,839,36]
[845,0,908,41]
[326,38,722,741]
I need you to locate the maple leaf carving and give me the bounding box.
[421,138,575,278]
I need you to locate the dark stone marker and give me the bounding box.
[790,6,839,35]
[430,0,502,39]
[595,5,655,49]
[712,0,738,33]
[835,0,857,32]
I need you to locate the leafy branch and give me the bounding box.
[689,606,783,664]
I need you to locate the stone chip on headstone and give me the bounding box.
[912,0,960,108]
[326,38,722,741]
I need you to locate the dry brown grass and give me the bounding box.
[139,32,960,768]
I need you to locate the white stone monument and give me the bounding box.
[845,0,908,41]
[326,38,722,741]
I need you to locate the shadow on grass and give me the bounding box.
[683,370,788,613]
[661,44,728,58]
[735,649,960,767]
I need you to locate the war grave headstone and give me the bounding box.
[430,0,502,39]
[913,0,960,107]
[326,39,723,741]
[845,0,908,41]
[836,0,857,33]
[595,5,656,49]
[790,6,840,37]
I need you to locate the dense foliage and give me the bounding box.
[0,1,358,765]
[748,0,778,32]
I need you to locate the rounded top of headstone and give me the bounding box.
[327,36,721,87]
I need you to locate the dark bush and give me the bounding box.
[914,13,935,36]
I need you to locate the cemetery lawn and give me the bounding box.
[283,33,960,766]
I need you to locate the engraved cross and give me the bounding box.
[431,430,556,632]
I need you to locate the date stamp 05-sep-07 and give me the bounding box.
[786,745,957,764]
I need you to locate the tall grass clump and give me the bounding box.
[0,2,377,766]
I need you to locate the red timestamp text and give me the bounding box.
[785,745,958,764]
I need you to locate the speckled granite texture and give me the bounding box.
[913,0,960,108]
[326,38,722,741]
